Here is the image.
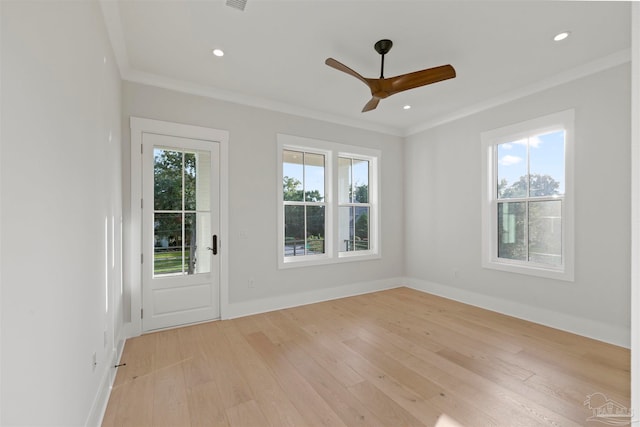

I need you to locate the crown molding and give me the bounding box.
[98,1,401,137]
[404,48,631,137]
[122,68,404,136]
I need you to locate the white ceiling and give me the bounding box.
[102,1,631,136]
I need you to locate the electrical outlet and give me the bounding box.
[92,352,97,372]
[248,278,255,288]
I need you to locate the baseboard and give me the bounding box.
[85,339,126,427]
[118,274,629,348]
[222,277,404,319]
[249,276,629,348]
[405,277,630,348]
[123,321,140,340]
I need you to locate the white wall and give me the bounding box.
[631,2,640,421]
[1,1,123,425]
[0,1,4,422]
[121,82,405,326]
[404,64,631,347]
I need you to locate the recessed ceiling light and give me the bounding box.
[212,49,224,57]
[403,105,411,110]
[553,31,570,42]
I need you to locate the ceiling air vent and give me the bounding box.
[226,0,247,11]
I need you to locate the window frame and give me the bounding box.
[480,109,575,281]
[281,147,331,263]
[277,134,380,269]
[337,154,376,258]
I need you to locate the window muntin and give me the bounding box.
[282,149,326,257]
[481,109,574,281]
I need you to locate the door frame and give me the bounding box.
[127,117,229,337]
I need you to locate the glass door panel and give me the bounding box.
[153,148,212,276]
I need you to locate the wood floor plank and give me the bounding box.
[340,325,497,425]
[178,325,215,389]
[200,322,255,410]
[339,337,444,425]
[220,321,308,427]
[345,325,532,425]
[435,349,583,426]
[350,298,584,425]
[347,380,428,427]
[524,362,630,409]
[279,338,387,427]
[338,296,616,426]
[225,400,270,427]
[151,363,191,427]
[264,310,366,387]
[245,331,348,427]
[174,323,230,426]
[354,295,517,364]
[329,297,446,354]
[520,346,630,395]
[581,346,630,371]
[103,288,630,427]
[343,336,443,400]
[425,388,498,427]
[184,380,229,427]
[154,328,187,371]
[298,300,363,341]
[371,290,524,354]
[226,312,262,336]
[110,370,155,426]
[113,332,157,387]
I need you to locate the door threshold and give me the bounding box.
[143,316,222,335]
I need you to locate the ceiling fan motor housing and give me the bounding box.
[374,39,393,55]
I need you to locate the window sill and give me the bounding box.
[482,258,574,282]
[279,252,380,269]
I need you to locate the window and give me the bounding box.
[481,110,574,281]
[339,157,370,253]
[282,149,327,258]
[277,134,379,268]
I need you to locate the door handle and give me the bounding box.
[207,235,218,255]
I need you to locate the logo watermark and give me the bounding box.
[584,392,633,426]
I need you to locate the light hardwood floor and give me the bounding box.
[102,287,630,426]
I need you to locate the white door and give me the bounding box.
[141,132,220,331]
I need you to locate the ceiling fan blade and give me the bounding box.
[385,64,456,96]
[362,97,380,112]
[325,58,370,87]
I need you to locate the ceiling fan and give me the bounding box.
[325,39,456,112]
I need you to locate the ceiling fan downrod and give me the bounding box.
[374,39,393,79]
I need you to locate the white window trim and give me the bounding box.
[480,109,575,281]
[337,152,379,259]
[280,145,333,266]
[277,134,380,269]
